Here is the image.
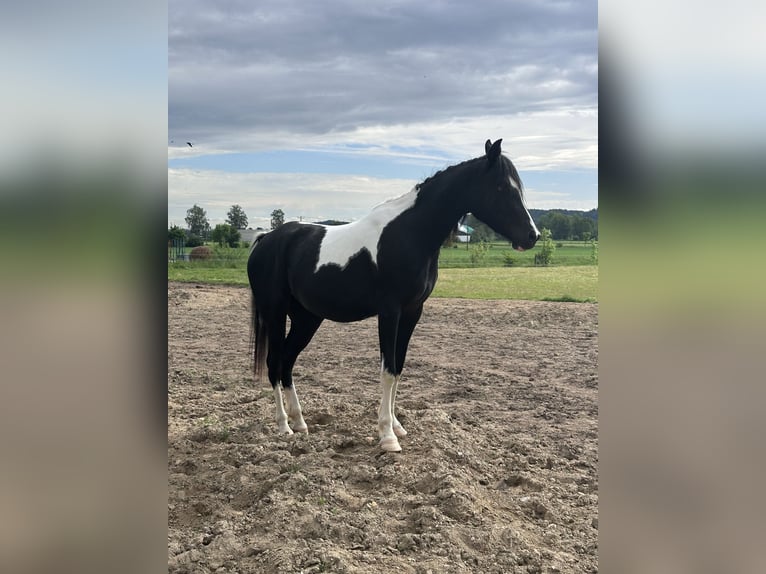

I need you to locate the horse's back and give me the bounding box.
[248,223,382,322]
[247,223,322,304]
[247,220,435,323]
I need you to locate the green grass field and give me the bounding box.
[438,240,597,268]
[432,266,597,301]
[168,243,598,302]
[170,240,596,268]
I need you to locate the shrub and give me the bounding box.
[503,252,516,266]
[168,225,185,241]
[189,246,213,261]
[211,223,241,247]
[186,234,204,248]
[534,228,555,266]
[469,241,489,266]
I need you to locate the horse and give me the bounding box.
[247,139,540,452]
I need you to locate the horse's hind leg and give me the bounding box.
[265,313,293,435]
[272,386,292,435]
[281,302,323,433]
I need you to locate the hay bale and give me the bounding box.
[189,246,213,261]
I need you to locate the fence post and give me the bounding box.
[169,238,186,262]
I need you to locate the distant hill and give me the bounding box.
[529,208,598,223]
[315,219,350,226]
[315,211,597,227]
[314,211,597,228]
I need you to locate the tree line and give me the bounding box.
[168,204,287,248]
[466,209,598,243]
[170,204,597,248]
[167,204,247,247]
[532,209,598,242]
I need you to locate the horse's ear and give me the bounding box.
[486,138,503,164]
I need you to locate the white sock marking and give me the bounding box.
[284,385,308,433]
[273,386,293,435]
[378,362,402,451]
[391,375,407,437]
[314,188,418,271]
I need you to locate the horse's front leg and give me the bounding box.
[390,375,406,438]
[390,303,424,439]
[378,364,402,452]
[377,308,402,452]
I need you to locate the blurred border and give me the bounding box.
[3,1,765,572]
[601,2,765,572]
[0,2,168,573]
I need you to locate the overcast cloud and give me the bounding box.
[169,0,598,228]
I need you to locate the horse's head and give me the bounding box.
[468,139,540,251]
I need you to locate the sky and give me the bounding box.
[168,0,598,230]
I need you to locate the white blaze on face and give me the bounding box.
[527,205,540,237]
[508,174,539,238]
[314,188,418,271]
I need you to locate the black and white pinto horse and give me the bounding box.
[248,139,540,452]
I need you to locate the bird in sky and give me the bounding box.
[186,141,193,147]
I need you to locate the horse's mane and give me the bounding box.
[415,154,524,199]
[415,156,482,191]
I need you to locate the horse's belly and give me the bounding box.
[290,260,378,322]
[298,287,377,322]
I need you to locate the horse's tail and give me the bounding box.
[250,296,268,381]
[249,232,269,381]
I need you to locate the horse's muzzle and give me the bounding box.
[513,231,540,252]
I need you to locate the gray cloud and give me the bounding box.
[169,0,597,146]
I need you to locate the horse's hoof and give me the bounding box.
[379,437,402,452]
[293,425,309,434]
[278,426,294,435]
[393,424,407,438]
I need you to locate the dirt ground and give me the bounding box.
[168,283,598,574]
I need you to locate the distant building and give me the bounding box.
[239,228,266,245]
[456,222,473,243]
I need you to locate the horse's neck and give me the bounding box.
[404,163,475,253]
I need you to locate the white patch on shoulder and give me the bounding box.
[314,188,418,271]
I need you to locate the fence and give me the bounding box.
[168,238,187,262]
